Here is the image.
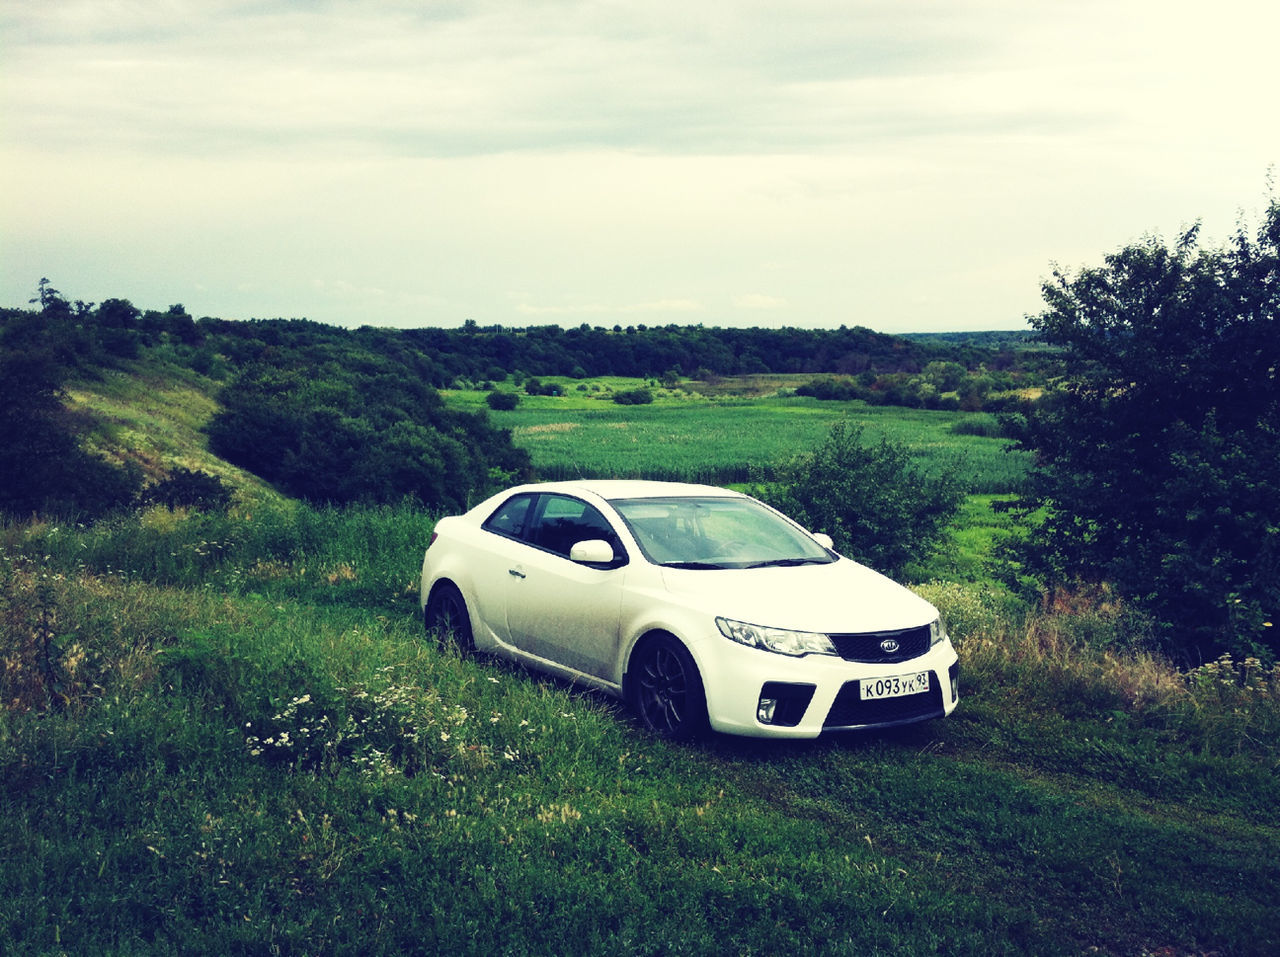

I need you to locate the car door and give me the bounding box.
[503,493,628,679]
[471,492,539,647]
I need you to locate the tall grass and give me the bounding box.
[3,507,1280,954]
[2,501,434,613]
[916,580,1280,768]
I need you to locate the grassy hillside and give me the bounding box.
[3,361,1279,955]
[65,358,285,506]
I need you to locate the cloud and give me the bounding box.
[516,298,703,317]
[2,0,1278,332]
[734,294,787,310]
[0,0,1107,160]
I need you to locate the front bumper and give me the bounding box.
[695,636,960,738]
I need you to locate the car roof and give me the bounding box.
[504,480,745,502]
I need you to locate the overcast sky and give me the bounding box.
[2,0,1276,333]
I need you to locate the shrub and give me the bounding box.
[485,390,520,411]
[751,420,966,578]
[0,328,142,521]
[612,388,653,406]
[206,364,530,511]
[524,378,563,397]
[796,377,862,402]
[138,468,233,512]
[1010,196,1280,662]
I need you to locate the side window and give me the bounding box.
[482,493,535,540]
[528,495,623,562]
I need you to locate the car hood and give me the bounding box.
[659,557,937,634]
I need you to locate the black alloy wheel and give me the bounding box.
[425,582,474,654]
[629,634,708,740]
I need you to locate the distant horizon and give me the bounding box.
[4,285,1037,340]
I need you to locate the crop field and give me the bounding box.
[449,387,1029,494]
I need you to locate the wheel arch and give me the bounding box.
[622,628,710,739]
[423,577,476,654]
[622,628,685,699]
[423,575,461,613]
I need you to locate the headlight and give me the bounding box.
[716,617,838,657]
[930,617,948,646]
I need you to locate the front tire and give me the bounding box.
[627,634,708,740]
[424,582,474,655]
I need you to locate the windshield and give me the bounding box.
[610,496,835,569]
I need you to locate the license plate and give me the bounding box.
[860,671,930,700]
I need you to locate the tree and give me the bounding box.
[95,298,142,358]
[751,421,965,578]
[29,278,71,318]
[205,360,531,511]
[1009,196,1280,661]
[0,308,140,519]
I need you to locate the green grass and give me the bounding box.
[4,368,1275,954]
[451,386,1029,494]
[923,494,1023,583]
[4,506,1279,956]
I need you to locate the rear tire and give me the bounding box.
[627,634,708,740]
[424,582,474,655]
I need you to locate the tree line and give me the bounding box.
[0,284,1044,518]
[193,314,1044,387]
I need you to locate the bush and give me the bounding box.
[612,388,653,406]
[0,319,142,521]
[485,390,520,411]
[524,378,563,397]
[751,420,966,578]
[796,377,863,402]
[206,364,530,511]
[1010,196,1280,662]
[138,468,233,512]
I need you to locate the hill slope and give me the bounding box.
[65,360,284,504]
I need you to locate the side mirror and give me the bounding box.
[569,539,616,565]
[812,532,835,551]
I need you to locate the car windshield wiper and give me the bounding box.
[658,561,733,570]
[743,556,832,568]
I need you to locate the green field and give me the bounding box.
[449,387,1028,494]
[3,503,1277,955]
[4,368,1279,955]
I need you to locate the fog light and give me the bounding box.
[949,662,960,703]
[757,682,816,727]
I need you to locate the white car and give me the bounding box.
[420,480,959,739]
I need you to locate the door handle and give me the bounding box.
[508,567,526,579]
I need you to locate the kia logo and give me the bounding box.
[880,638,900,654]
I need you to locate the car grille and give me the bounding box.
[822,673,944,729]
[827,624,931,664]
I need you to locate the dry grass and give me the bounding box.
[916,580,1280,758]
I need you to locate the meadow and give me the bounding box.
[449,383,1029,494]
[3,374,1279,955]
[3,502,1278,955]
